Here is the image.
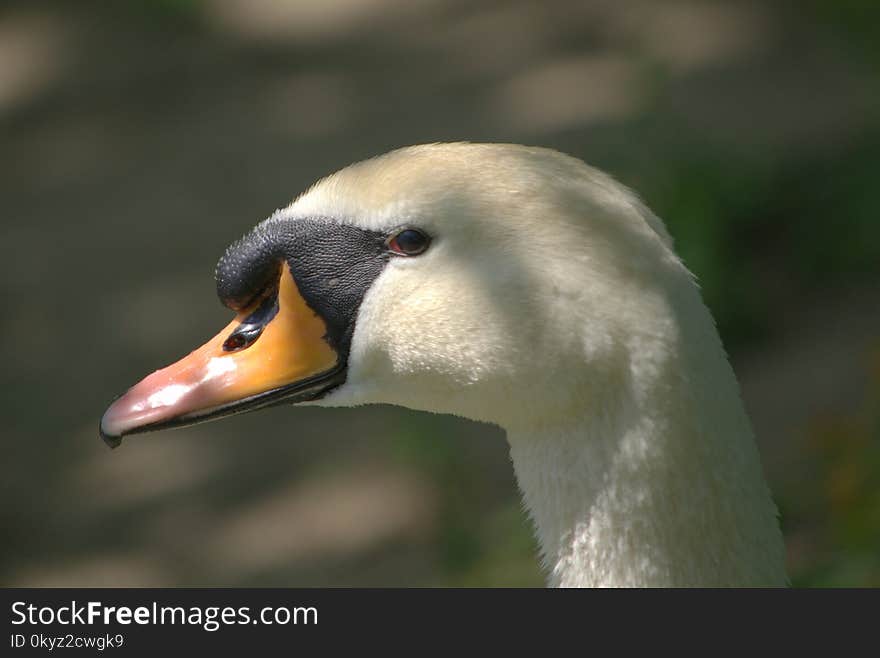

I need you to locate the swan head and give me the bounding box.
[100,143,686,444]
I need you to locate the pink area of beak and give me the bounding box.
[99,333,240,444]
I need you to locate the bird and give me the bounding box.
[100,143,787,587]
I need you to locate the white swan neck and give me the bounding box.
[506,365,787,587]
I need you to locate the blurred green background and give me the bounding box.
[1,0,878,587]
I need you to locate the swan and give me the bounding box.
[100,143,787,587]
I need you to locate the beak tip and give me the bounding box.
[100,399,127,449]
[99,417,124,449]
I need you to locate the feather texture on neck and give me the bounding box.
[507,278,785,587]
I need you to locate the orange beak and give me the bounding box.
[100,267,341,447]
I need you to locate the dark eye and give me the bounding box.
[387,228,430,256]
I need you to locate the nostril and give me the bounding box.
[223,325,263,352]
[221,293,280,352]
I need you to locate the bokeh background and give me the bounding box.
[2,0,878,587]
